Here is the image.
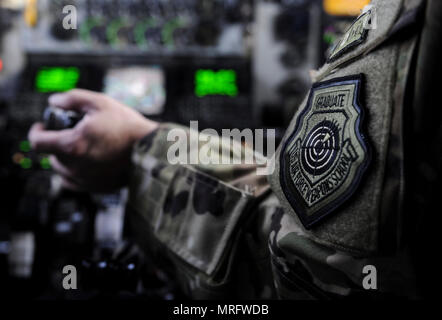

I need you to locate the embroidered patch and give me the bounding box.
[327,10,372,62]
[280,75,370,229]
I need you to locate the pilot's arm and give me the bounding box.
[28,0,428,299]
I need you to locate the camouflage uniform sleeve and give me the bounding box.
[127,0,425,300]
[267,0,425,299]
[127,123,278,299]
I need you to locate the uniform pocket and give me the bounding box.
[153,166,252,276]
[130,158,253,277]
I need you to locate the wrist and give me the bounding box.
[130,117,160,145]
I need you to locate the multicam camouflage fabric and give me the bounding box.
[128,0,427,299]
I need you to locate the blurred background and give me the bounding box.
[0,0,369,300]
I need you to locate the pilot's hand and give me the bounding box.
[28,89,159,192]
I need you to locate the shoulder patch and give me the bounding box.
[328,10,372,62]
[280,75,370,229]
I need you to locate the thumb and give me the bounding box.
[28,122,78,154]
[49,89,102,113]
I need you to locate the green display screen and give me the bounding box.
[35,67,80,93]
[195,69,238,97]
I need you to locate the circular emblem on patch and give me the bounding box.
[280,75,370,229]
[301,119,341,176]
